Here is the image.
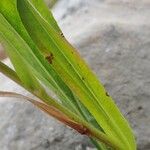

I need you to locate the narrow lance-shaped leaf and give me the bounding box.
[0,0,81,114]
[17,0,136,149]
[0,10,111,149]
[0,0,136,149]
[28,3,107,148]
[0,0,97,127]
[28,0,105,136]
[0,0,107,148]
[0,2,105,148]
[26,2,108,149]
[0,13,81,114]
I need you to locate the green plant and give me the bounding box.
[0,0,136,149]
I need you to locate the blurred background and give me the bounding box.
[0,0,150,149]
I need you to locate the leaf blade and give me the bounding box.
[16,0,136,149]
[0,7,81,111]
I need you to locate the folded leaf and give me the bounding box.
[0,0,83,114]
[0,1,106,148]
[16,0,136,149]
[0,0,136,149]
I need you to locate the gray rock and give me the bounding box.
[0,0,150,149]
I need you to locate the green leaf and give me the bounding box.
[0,13,80,114]
[29,0,61,33]
[16,0,136,149]
[0,0,136,149]
[26,2,108,149]
[0,1,105,148]
[0,0,83,114]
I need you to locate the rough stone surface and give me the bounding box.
[0,0,150,149]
